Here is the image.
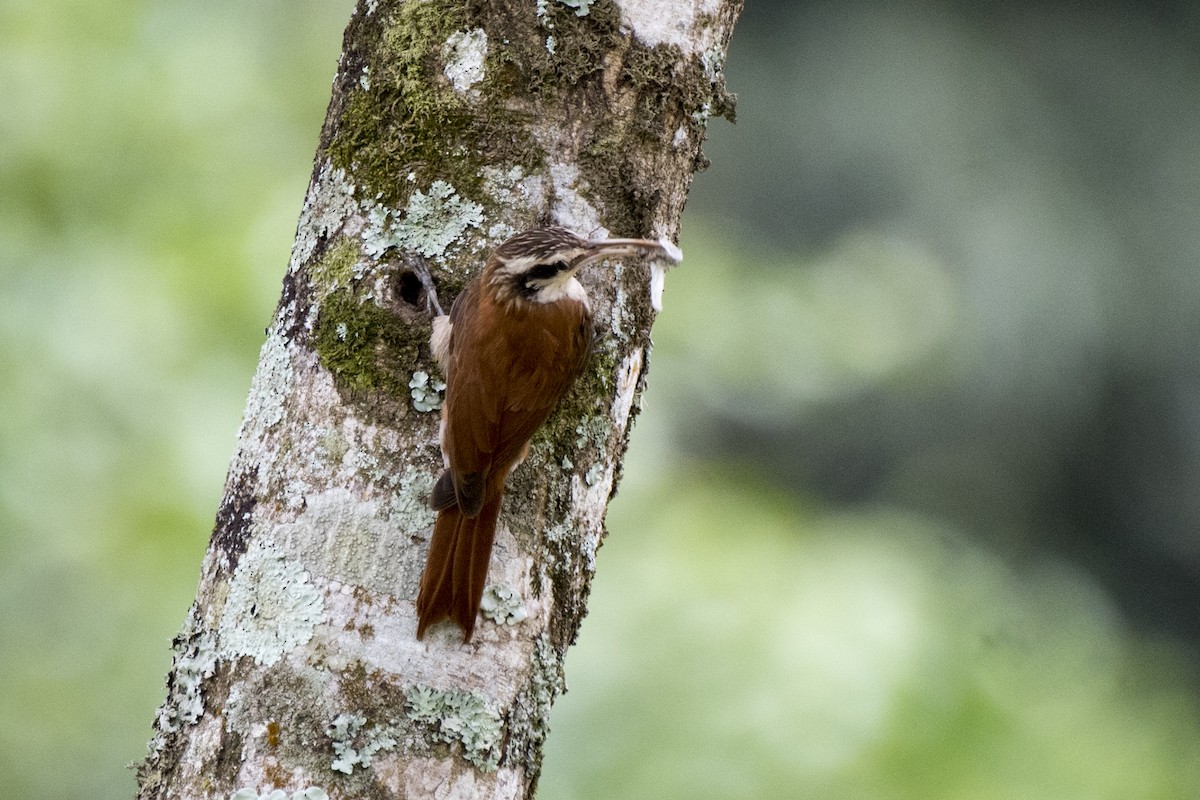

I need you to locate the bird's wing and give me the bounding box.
[441,293,593,514]
[493,306,593,463]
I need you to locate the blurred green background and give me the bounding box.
[4,1,1200,797]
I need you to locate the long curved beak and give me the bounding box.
[572,236,684,269]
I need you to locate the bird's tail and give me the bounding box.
[415,492,502,641]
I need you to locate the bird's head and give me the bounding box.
[485,226,679,306]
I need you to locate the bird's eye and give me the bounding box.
[526,261,566,282]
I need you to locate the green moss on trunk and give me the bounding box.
[313,288,422,396]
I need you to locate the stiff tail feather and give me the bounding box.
[415,493,502,641]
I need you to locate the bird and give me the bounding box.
[416,226,681,641]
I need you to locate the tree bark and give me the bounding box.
[137,1,740,798]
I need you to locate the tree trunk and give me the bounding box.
[136,1,741,798]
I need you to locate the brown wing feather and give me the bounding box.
[422,278,593,639]
[442,288,593,499]
[439,282,496,513]
[488,303,592,469]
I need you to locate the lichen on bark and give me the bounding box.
[138,1,742,798]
